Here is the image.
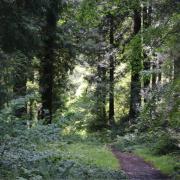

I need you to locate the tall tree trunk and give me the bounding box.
[152,61,157,88]
[13,54,29,117]
[39,1,59,124]
[94,63,107,129]
[129,7,142,123]
[143,4,152,103]
[101,66,107,124]
[157,59,162,84]
[109,14,115,127]
[13,73,27,117]
[174,55,180,81]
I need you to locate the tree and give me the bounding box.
[93,59,108,129]
[142,2,152,103]
[108,14,115,127]
[129,2,142,123]
[0,0,44,115]
[39,0,61,123]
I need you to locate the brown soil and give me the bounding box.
[111,147,170,180]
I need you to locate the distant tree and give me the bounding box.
[108,14,115,127]
[0,0,44,115]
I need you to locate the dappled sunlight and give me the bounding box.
[0,0,179,179]
[66,142,120,171]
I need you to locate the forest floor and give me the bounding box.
[111,146,170,180]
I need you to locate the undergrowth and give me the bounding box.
[0,120,126,180]
[66,143,119,170]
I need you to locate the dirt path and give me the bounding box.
[111,147,170,180]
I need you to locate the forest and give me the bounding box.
[0,0,179,179]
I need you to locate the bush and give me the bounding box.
[0,118,126,180]
[113,134,138,152]
[152,133,179,155]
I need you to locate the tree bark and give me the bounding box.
[109,14,115,127]
[39,1,59,124]
[129,7,142,123]
[13,73,27,117]
[157,59,162,84]
[143,5,152,103]
[101,66,107,124]
[94,63,107,129]
[152,62,157,88]
[174,55,180,81]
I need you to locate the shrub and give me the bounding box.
[152,133,179,155]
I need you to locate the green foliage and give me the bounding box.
[66,143,120,170]
[152,133,179,155]
[113,132,180,177]
[113,134,138,152]
[0,0,180,179]
[129,36,143,73]
[0,110,126,179]
[134,148,180,178]
[169,79,180,128]
[76,0,101,27]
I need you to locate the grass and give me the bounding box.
[34,132,120,172]
[66,142,120,170]
[134,147,179,176]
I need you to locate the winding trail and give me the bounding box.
[111,147,170,180]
